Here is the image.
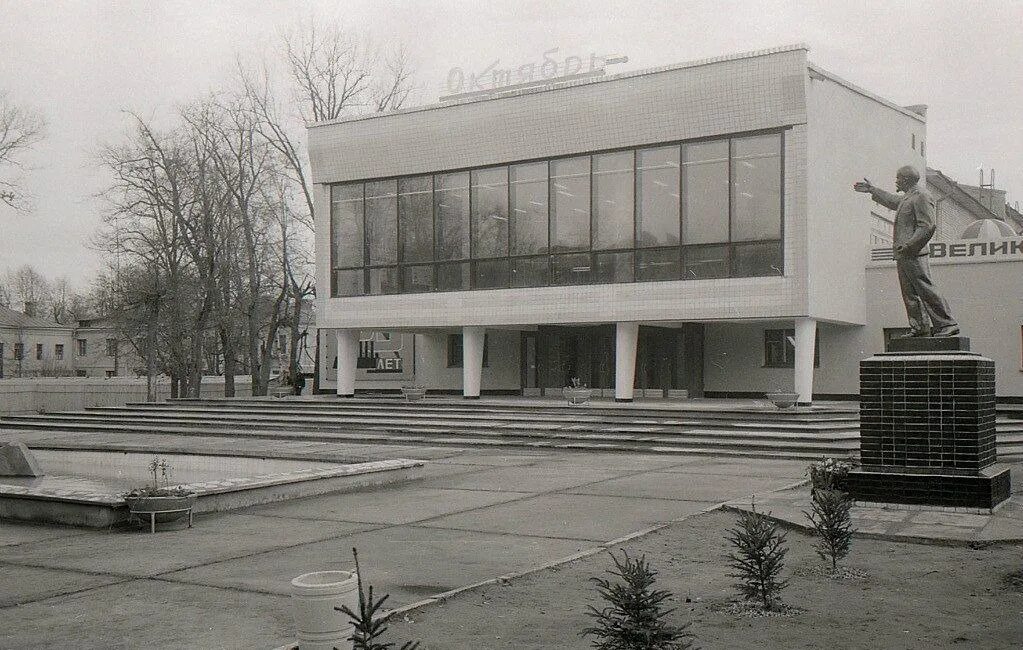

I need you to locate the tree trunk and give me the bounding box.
[221,329,236,398]
[146,302,158,403]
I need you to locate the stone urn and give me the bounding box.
[563,386,593,405]
[401,386,427,402]
[765,391,799,409]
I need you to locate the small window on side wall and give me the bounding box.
[447,333,489,368]
[764,329,819,368]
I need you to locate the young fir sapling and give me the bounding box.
[582,550,697,650]
[725,504,789,611]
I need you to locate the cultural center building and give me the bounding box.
[308,45,1023,403]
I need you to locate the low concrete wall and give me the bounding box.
[0,377,254,416]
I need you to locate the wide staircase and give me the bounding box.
[1,397,1021,460]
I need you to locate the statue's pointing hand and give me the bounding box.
[853,178,873,193]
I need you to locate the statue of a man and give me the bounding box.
[854,166,959,337]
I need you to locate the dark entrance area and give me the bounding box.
[536,325,615,390]
[526,324,704,396]
[635,325,704,397]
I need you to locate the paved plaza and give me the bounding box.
[1,429,1021,649]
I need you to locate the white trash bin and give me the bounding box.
[291,570,359,650]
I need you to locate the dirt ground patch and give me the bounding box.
[382,510,1023,649]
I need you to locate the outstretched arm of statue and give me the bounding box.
[853,178,900,210]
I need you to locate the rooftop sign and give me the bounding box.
[441,49,628,102]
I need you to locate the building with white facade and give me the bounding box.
[308,45,1023,403]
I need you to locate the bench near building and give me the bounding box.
[308,44,1023,403]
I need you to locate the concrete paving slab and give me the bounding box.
[0,514,373,577]
[565,471,795,502]
[664,457,810,478]
[432,452,552,466]
[0,564,126,608]
[535,453,695,472]
[0,522,88,547]
[0,578,293,650]
[246,487,531,525]
[419,493,709,541]
[162,525,589,603]
[417,464,635,493]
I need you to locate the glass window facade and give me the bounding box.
[550,157,590,252]
[330,131,784,296]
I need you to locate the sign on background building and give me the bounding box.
[319,331,415,385]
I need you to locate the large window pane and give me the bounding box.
[399,176,433,263]
[592,151,634,250]
[402,265,434,293]
[550,156,590,252]
[731,241,783,277]
[593,251,634,284]
[471,167,508,258]
[552,253,592,286]
[473,258,509,289]
[334,269,365,297]
[636,146,680,247]
[731,134,782,241]
[368,267,399,295]
[510,162,549,255]
[365,180,397,265]
[331,183,364,267]
[437,262,470,291]
[510,256,549,288]
[682,140,729,244]
[636,248,680,282]
[435,172,469,260]
[682,245,729,280]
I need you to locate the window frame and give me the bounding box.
[446,333,490,368]
[329,128,786,297]
[763,328,820,369]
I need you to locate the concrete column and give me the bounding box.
[615,322,640,402]
[794,318,817,406]
[462,326,485,399]
[335,329,359,397]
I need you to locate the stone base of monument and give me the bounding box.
[846,336,1012,512]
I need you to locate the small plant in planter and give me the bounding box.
[122,457,196,530]
[564,377,593,405]
[726,504,789,611]
[400,384,427,402]
[582,550,697,649]
[803,489,854,572]
[805,457,852,495]
[336,547,421,650]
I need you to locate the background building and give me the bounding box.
[308,44,1023,402]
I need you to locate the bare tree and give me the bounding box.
[279,20,375,123]
[5,264,51,314]
[0,92,45,209]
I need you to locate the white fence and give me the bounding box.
[0,376,254,416]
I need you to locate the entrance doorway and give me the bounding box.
[525,324,704,397]
[635,324,704,397]
[520,331,539,396]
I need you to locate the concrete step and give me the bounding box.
[0,420,860,458]
[0,415,858,448]
[76,405,859,434]
[165,397,861,421]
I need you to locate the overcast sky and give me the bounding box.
[1,0,1021,290]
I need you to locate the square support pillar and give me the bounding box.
[462,326,485,399]
[615,322,639,402]
[793,317,816,406]
[335,329,359,397]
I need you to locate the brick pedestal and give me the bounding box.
[846,338,1011,510]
